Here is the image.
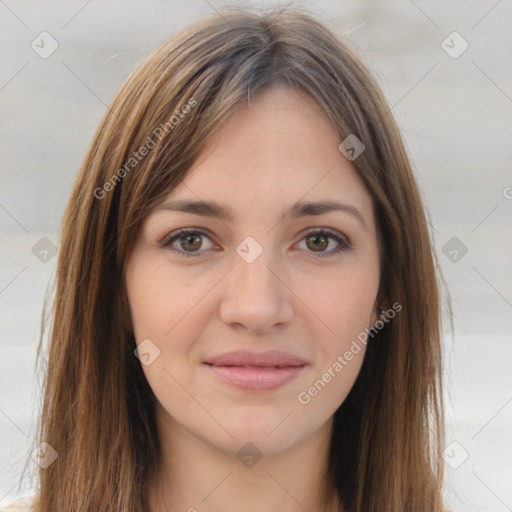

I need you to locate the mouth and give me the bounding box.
[203,350,308,391]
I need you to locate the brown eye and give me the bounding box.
[161,229,215,258]
[305,233,329,252]
[297,229,351,258]
[179,233,203,252]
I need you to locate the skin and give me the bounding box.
[124,85,382,512]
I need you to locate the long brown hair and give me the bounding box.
[33,4,451,511]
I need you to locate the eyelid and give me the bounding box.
[296,226,351,247]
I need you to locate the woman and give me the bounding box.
[4,4,451,511]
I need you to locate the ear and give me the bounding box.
[371,306,383,326]
[372,291,389,325]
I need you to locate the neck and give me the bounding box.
[148,406,341,512]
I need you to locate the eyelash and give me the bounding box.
[160,228,351,259]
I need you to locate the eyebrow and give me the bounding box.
[155,198,368,231]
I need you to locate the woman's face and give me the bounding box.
[124,85,381,457]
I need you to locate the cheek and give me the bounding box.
[125,256,206,337]
[125,257,209,388]
[305,263,380,342]
[295,269,376,412]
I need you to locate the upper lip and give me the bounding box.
[204,350,308,368]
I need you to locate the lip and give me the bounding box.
[203,350,308,391]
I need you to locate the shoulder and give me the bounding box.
[0,496,37,512]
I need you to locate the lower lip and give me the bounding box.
[205,364,306,391]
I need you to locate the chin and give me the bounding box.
[214,428,306,459]
[210,405,325,457]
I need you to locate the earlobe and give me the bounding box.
[372,305,387,326]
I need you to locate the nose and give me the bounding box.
[218,239,294,334]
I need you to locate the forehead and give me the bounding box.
[158,86,374,225]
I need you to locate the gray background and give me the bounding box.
[1,1,511,510]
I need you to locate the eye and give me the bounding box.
[295,229,351,258]
[160,229,215,258]
[160,228,351,259]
